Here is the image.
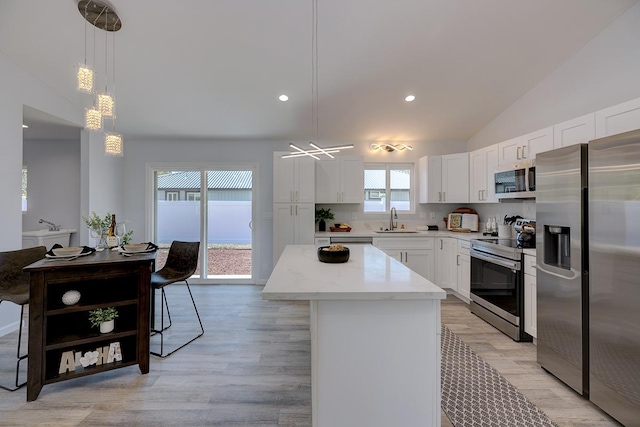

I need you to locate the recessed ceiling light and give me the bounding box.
[279,94,289,102]
[22,124,29,128]
[404,95,416,102]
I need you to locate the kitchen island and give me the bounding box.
[263,245,446,427]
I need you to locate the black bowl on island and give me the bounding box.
[317,245,350,263]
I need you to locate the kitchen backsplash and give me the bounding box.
[316,200,535,232]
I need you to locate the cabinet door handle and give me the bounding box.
[517,146,522,160]
[400,252,403,262]
[341,192,345,202]
[290,205,293,215]
[443,191,446,202]
[522,145,528,159]
[295,191,299,201]
[440,239,443,250]
[478,190,481,200]
[483,189,486,200]
[457,254,460,266]
[438,191,442,202]
[295,205,298,215]
[337,192,340,202]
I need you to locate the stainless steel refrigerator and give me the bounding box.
[536,143,589,397]
[537,130,640,427]
[588,129,640,427]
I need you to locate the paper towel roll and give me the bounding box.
[498,224,512,238]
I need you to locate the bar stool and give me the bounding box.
[0,246,47,391]
[150,241,204,357]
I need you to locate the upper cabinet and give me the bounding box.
[553,113,595,149]
[469,144,499,203]
[315,156,364,203]
[273,152,315,204]
[595,97,640,138]
[498,126,554,163]
[418,153,469,203]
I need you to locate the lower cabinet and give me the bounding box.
[435,237,457,291]
[524,254,537,338]
[373,237,435,283]
[456,239,471,300]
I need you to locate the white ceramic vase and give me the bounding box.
[100,319,115,334]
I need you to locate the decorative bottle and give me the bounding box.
[107,214,118,248]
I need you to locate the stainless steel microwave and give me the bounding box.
[494,160,535,199]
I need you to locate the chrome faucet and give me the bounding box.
[39,219,60,231]
[389,207,398,231]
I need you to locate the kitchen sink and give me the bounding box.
[374,230,419,234]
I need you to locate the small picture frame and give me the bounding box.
[447,213,462,230]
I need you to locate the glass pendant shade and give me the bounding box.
[77,64,94,93]
[104,132,123,156]
[97,92,115,117]
[85,107,103,131]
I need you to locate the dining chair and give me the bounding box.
[0,246,47,391]
[150,241,204,357]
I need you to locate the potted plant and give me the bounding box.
[315,208,334,232]
[89,307,119,333]
[82,211,134,247]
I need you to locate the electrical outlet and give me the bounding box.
[430,212,436,220]
[351,212,357,220]
[419,211,426,219]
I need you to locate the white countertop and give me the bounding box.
[263,245,447,301]
[315,230,485,241]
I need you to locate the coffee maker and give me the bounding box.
[514,218,536,247]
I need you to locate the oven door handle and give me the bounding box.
[470,248,521,270]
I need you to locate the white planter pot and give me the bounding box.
[100,319,115,333]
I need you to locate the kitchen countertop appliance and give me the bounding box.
[537,131,640,427]
[469,231,534,342]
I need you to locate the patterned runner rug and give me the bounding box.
[441,325,559,427]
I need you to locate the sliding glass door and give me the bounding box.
[153,166,254,282]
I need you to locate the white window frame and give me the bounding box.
[166,191,179,201]
[364,163,414,214]
[186,191,201,201]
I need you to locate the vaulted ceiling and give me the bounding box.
[2,0,637,142]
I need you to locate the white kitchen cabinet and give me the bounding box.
[456,239,471,301]
[553,113,595,149]
[315,156,364,203]
[469,144,499,203]
[524,254,537,338]
[498,126,554,163]
[435,237,457,291]
[373,237,435,283]
[273,152,316,204]
[273,203,315,265]
[418,153,469,203]
[595,96,640,138]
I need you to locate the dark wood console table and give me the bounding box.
[24,249,155,401]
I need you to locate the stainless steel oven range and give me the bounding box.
[470,238,533,342]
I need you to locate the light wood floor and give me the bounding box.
[0,285,621,426]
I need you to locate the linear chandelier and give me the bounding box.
[77,0,123,156]
[370,143,414,152]
[282,143,355,160]
[283,0,353,160]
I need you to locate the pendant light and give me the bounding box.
[282,0,353,160]
[76,0,123,153]
[104,14,122,156]
[76,2,94,93]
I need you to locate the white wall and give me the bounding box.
[23,138,82,246]
[468,2,640,151]
[0,51,122,336]
[0,52,84,336]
